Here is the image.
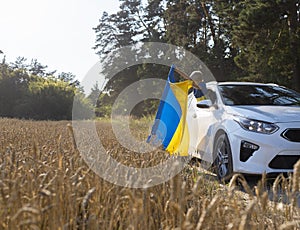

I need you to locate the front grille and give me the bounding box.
[269,155,300,169]
[281,129,300,142]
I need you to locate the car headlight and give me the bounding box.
[234,116,279,134]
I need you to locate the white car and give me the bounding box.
[188,81,300,180]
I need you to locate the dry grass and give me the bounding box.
[0,118,299,229]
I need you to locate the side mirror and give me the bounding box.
[197,99,212,108]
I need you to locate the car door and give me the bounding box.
[187,88,219,162]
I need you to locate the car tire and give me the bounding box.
[213,132,233,182]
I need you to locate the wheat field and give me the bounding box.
[0,118,299,229]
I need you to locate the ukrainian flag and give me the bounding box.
[147,65,193,156]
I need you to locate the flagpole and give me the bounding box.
[174,68,201,89]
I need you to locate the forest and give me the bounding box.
[1,0,299,119]
[0,57,92,120]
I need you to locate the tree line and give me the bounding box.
[1,0,299,119]
[93,0,300,117]
[0,56,92,120]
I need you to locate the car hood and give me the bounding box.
[226,105,300,123]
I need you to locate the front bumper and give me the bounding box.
[229,121,300,175]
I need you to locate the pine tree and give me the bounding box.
[232,0,300,89]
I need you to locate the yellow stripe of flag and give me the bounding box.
[166,80,193,156]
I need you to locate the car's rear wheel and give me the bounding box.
[213,133,233,182]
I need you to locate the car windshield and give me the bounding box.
[218,84,300,106]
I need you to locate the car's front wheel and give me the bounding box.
[213,132,233,182]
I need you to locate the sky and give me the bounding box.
[0,0,120,82]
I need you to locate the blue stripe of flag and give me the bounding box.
[147,65,182,149]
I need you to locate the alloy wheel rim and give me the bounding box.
[217,136,229,178]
